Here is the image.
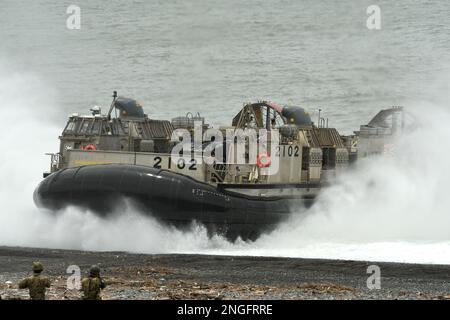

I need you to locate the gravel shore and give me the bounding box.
[0,246,449,300]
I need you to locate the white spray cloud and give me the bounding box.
[225,102,450,264]
[0,65,234,252]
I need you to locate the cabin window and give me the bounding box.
[65,121,75,133]
[302,147,310,170]
[133,140,141,152]
[322,147,336,169]
[113,120,126,135]
[63,119,82,134]
[91,120,101,135]
[78,120,91,134]
[108,121,118,135]
[101,122,111,135]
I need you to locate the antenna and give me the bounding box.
[318,108,321,127]
[107,91,118,120]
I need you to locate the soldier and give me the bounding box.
[81,265,106,300]
[18,261,51,300]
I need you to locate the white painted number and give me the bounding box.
[366,265,381,290]
[366,5,381,30]
[66,265,81,290]
[66,5,81,30]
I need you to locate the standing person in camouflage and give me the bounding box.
[18,261,51,300]
[81,265,106,300]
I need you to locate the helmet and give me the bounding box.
[90,265,100,277]
[32,261,44,273]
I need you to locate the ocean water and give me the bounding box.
[0,0,449,264]
[2,0,449,130]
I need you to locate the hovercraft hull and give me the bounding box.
[34,164,314,240]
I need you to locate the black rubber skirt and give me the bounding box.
[34,164,313,240]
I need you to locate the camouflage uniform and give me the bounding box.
[18,262,51,300]
[81,265,106,300]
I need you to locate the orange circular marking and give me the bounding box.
[83,144,97,151]
[257,153,271,168]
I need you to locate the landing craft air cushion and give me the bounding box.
[34,92,404,240]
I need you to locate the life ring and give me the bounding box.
[83,144,97,151]
[256,153,271,168]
